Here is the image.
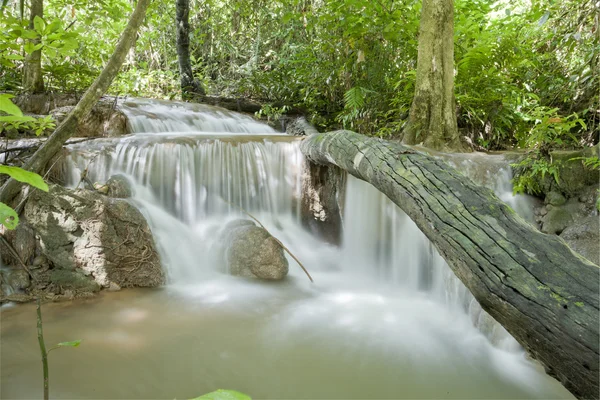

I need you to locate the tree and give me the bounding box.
[0,0,151,205]
[22,0,44,93]
[402,0,462,151]
[176,0,205,98]
[301,130,599,400]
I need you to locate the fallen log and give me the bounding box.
[300,130,599,400]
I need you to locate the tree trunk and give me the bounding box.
[403,0,462,151]
[22,0,45,94]
[176,0,205,98]
[301,130,599,400]
[0,0,151,205]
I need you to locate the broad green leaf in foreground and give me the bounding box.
[191,389,251,400]
[0,94,23,116]
[0,165,49,191]
[0,202,18,230]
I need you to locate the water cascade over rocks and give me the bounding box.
[1,99,572,399]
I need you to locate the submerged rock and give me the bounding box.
[22,185,165,297]
[219,219,288,280]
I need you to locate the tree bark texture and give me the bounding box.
[301,130,599,400]
[0,0,151,205]
[176,0,205,98]
[403,0,462,151]
[23,0,45,94]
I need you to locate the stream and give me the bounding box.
[1,99,573,399]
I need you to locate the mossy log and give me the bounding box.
[300,130,599,400]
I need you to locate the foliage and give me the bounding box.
[0,96,49,230]
[191,389,251,400]
[0,0,597,150]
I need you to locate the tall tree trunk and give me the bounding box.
[0,0,151,205]
[301,130,599,400]
[403,0,462,151]
[22,0,45,94]
[176,0,205,99]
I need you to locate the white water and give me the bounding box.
[1,99,571,399]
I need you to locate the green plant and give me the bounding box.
[192,389,251,400]
[0,95,50,229]
[37,298,82,400]
[512,156,561,195]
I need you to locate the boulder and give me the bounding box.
[219,219,288,280]
[560,216,600,265]
[106,174,134,198]
[23,185,165,295]
[541,207,574,234]
[545,191,566,206]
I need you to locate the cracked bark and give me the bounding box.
[301,130,599,400]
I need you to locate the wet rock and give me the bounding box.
[560,216,599,265]
[545,191,566,206]
[107,281,121,292]
[541,207,574,235]
[50,99,129,138]
[3,293,33,303]
[285,117,319,136]
[300,162,346,245]
[50,270,100,293]
[7,269,31,290]
[0,222,36,266]
[220,219,288,280]
[24,185,165,295]
[106,174,133,198]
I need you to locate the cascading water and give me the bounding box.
[0,99,572,399]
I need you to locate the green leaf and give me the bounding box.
[191,390,251,400]
[45,19,61,35]
[0,115,36,122]
[33,15,45,34]
[0,166,49,191]
[21,30,39,39]
[56,340,82,348]
[23,41,35,54]
[0,202,18,230]
[0,94,23,116]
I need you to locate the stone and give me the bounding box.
[107,281,122,292]
[0,222,36,266]
[24,185,165,295]
[545,191,566,206]
[219,219,289,280]
[50,270,100,293]
[541,207,574,235]
[560,216,599,265]
[106,174,133,198]
[7,269,31,290]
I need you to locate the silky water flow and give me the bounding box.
[0,99,572,399]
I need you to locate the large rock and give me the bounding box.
[560,216,599,265]
[50,100,128,138]
[106,174,134,198]
[219,219,288,280]
[23,185,165,293]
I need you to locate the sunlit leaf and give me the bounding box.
[56,340,82,348]
[0,166,49,192]
[0,202,18,230]
[0,94,23,116]
[33,15,45,34]
[191,389,251,400]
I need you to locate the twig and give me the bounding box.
[224,200,314,283]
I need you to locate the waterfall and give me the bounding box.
[65,99,531,350]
